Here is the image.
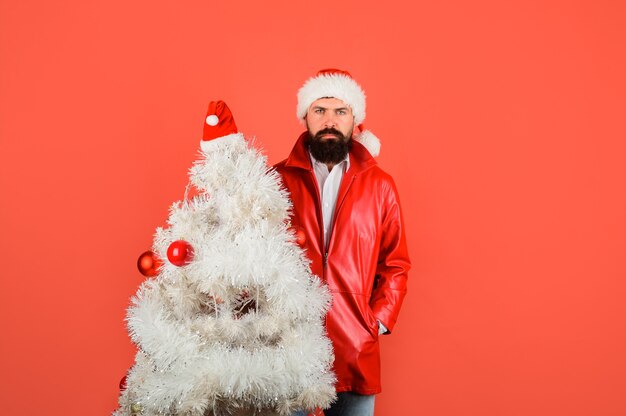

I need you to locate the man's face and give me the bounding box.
[305,97,356,164]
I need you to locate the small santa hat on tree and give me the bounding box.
[297,68,381,157]
[200,100,241,151]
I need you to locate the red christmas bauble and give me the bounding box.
[290,227,306,246]
[137,251,162,277]
[167,240,194,266]
[295,229,306,246]
[119,375,127,392]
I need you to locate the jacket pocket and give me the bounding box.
[328,291,379,341]
[364,303,380,339]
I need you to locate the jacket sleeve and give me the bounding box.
[369,177,410,334]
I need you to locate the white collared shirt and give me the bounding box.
[309,153,350,250]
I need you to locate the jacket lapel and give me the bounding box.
[334,139,377,216]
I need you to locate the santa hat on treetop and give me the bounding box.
[201,100,243,152]
[297,68,381,157]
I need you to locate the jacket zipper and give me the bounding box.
[308,169,327,277]
[309,170,357,274]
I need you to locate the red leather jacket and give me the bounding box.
[274,132,410,394]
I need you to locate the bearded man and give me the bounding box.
[274,69,411,416]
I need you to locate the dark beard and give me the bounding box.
[305,128,352,165]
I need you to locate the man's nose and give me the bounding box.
[323,113,337,128]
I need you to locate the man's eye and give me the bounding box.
[337,110,346,115]
[315,109,324,114]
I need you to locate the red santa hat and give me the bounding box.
[297,68,381,157]
[201,100,241,151]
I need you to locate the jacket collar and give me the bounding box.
[284,131,377,173]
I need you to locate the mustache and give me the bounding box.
[314,128,343,139]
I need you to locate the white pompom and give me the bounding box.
[205,114,219,126]
[354,130,381,157]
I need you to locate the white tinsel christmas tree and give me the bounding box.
[115,101,335,416]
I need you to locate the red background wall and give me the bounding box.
[1,0,625,414]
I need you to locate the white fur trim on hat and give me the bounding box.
[297,73,366,125]
[354,130,380,157]
[200,132,245,153]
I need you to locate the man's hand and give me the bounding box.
[378,320,388,335]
